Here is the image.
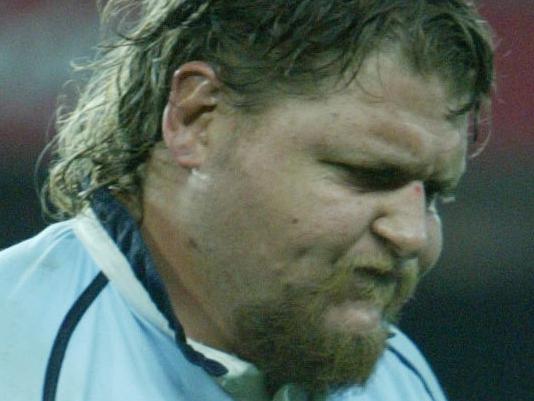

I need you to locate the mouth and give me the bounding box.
[346,266,403,310]
[355,266,399,284]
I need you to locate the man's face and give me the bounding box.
[176,53,467,394]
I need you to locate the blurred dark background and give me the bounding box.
[1,1,532,401]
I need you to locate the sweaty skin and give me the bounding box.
[140,51,468,393]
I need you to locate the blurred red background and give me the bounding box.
[1,1,532,400]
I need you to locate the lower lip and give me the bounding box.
[323,301,382,333]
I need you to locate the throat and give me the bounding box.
[154,251,233,352]
[140,202,235,353]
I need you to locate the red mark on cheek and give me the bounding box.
[414,184,423,196]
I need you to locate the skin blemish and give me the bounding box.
[292,218,300,224]
[188,237,199,250]
[414,183,423,196]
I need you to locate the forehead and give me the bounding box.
[245,51,468,181]
[344,51,464,124]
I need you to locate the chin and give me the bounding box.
[234,256,415,395]
[235,296,392,396]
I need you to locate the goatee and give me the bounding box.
[234,255,418,396]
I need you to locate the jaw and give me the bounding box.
[233,288,391,395]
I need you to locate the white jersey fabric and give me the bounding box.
[0,188,449,401]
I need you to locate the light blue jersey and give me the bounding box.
[0,189,448,401]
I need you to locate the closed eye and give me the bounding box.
[326,161,458,207]
[326,162,409,192]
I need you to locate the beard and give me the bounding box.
[233,254,419,396]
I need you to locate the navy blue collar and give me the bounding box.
[90,187,228,377]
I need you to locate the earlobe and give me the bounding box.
[162,62,220,169]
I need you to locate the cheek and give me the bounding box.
[420,212,443,274]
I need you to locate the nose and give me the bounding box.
[371,182,428,259]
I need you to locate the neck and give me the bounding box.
[139,145,234,352]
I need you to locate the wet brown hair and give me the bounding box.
[43,0,494,219]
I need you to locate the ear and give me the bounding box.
[162,61,220,169]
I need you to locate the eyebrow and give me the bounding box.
[337,141,430,177]
[321,116,465,187]
[367,121,427,158]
